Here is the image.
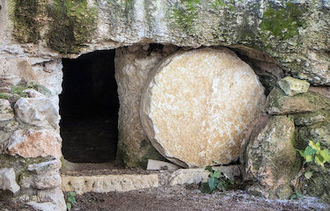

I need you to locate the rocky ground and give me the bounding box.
[67,185,329,211]
[1,185,329,211]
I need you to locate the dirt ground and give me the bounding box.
[68,185,329,211]
[1,185,329,211]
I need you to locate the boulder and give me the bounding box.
[278,77,310,96]
[0,168,20,193]
[7,129,62,159]
[141,48,266,167]
[266,88,330,115]
[14,98,59,129]
[244,116,301,199]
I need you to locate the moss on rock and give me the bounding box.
[260,2,307,40]
[13,0,43,43]
[47,0,98,54]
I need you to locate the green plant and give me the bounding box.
[66,191,76,211]
[290,189,303,200]
[299,141,330,179]
[201,165,234,193]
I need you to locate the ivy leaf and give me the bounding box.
[68,197,76,204]
[304,146,316,156]
[305,155,314,162]
[66,202,72,211]
[309,141,321,151]
[208,177,219,191]
[304,171,313,179]
[320,149,330,163]
[205,166,213,173]
[315,154,325,167]
[213,170,221,178]
[69,191,76,197]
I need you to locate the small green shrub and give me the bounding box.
[299,141,330,179]
[290,189,303,200]
[201,165,234,193]
[66,191,76,211]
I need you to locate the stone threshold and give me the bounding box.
[61,162,242,195]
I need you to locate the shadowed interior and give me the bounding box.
[60,50,119,163]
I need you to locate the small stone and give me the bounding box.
[0,99,14,121]
[7,129,62,159]
[278,77,310,96]
[0,168,20,193]
[14,98,59,129]
[147,159,180,170]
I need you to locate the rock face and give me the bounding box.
[7,129,62,159]
[244,116,301,199]
[141,48,266,167]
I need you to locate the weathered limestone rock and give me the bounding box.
[14,98,59,129]
[141,48,266,167]
[61,174,159,194]
[22,89,46,98]
[27,201,61,211]
[37,188,66,211]
[115,45,178,167]
[27,160,61,175]
[0,168,20,193]
[7,129,62,159]
[0,99,14,121]
[266,87,330,115]
[244,116,301,199]
[278,77,310,96]
[169,166,242,186]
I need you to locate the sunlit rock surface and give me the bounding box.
[141,48,266,167]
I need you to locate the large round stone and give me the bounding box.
[140,48,266,168]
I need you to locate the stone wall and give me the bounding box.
[0,0,329,210]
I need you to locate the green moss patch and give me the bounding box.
[47,0,98,54]
[13,0,42,43]
[261,2,307,40]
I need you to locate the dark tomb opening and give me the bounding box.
[60,50,119,163]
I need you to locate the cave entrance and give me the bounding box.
[60,50,119,163]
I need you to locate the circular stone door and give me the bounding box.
[140,48,266,168]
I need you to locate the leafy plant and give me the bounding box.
[201,165,234,193]
[66,191,77,211]
[299,141,330,179]
[290,189,303,200]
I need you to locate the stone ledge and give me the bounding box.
[61,174,159,195]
